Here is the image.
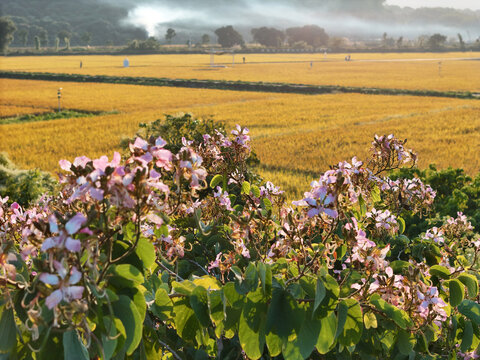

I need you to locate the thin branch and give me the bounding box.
[157,338,183,360]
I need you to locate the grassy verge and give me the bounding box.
[0,109,119,125]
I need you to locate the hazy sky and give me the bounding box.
[386,0,480,10]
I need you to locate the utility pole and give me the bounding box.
[57,88,62,112]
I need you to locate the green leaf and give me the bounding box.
[390,260,412,273]
[190,286,210,327]
[210,174,223,189]
[112,295,143,355]
[281,342,303,360]
[173,296,201,343]
[397,217,406,234]
[172,280,196,296]
[261,198,273,212]
[124,286,147,324]
[429,265,451,280]
[106,289,119,303]
[0,308,17,353]
[315,311,337,354]
[239,288,267,360]
[370,294,412,329]
[265,332,282,357]
[371,185,381,203]
[461,320,474,353]
[458,274,479,298]
[358,195,367,217]
[245,263,259,292]
[284,304,321,359]
[135,237,156,270]
[335,301,348,340]
[223,282,244,338]
[153,288,173,321]
[449,279,465,307]
[101,317,118,360]
[363,312,378,329]
[63,330,89,360]
[317,274,340,314]
[110,264,144,288]
[379,329,397,352]
[241,181,251,195]
[458,300,480,326]
[208,290,224,326]
[266,288,304,339]
[397,329,415,355]
[336,245,347,261]
[314,277,326,314]
[258,263,272,296]
[193,276,222,291]
[337,299,363,347]
[251,185,261,198]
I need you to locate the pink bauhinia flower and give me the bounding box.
[39,261,84,309]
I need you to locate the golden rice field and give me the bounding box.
[1,78,479,198]
[0,104,50,118]
[1,52,479,92]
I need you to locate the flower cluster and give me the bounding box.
[366,208,399,233]
[380,176,436,214]
[370,134,416,172]
[416,286,448,326]
[200,125,252,184]
[443,212,474,239]
[423,226,445,244]
[293,157,368,220]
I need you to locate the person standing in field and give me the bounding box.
[80,61,82,69]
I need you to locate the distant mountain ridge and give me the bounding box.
[2,0,147,47]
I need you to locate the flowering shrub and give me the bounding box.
[0,121,479,359]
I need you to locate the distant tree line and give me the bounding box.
[3,0,147,50]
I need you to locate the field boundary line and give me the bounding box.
[1,71,479,100]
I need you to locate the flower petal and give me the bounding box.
[89,188,104,201]
[65,213,87,235]
[45,289,63,309]
[64,286,84,301]
[69,267,82,285]
[59,159,72,171]
[65,237,82,252]
[39,273,60,286]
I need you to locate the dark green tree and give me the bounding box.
[286,25,329,48]
[396,36,403,48]
[458,33,466,51]
[165,28,176,44]
[57,29,71,47]
[427,33,447,50]
[34,35,40,50]
[214,25,244,48]
[80,31,92,46]
[251,27,285,47]
[201,33,210,45]
[17,28,28,46]
[0,17,17,53]
[37,28,48,46]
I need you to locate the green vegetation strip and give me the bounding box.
[0,109,119,125]
[1,71,478,100]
